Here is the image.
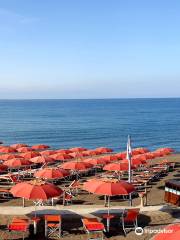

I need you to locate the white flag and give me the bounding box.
[126,135,132,160]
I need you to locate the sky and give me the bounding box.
[0,0,180,99]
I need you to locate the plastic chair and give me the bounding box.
[121,208,140,235]
[82,217,105,240]
[8,217,30,240]
[44,215,62,238]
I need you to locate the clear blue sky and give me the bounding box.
[0,0,180,99]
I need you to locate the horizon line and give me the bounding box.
[0,97,180,100]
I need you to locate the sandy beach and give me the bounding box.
[0,153,179,239]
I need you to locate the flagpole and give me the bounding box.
[127,135,132,206]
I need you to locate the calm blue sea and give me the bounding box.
[0,99,180,152]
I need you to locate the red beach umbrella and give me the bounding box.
[20,151,41,159]
[83,158,107,165]
[99,155,119,162]
[121,158,146,166]
[17,147,33,153]
[34,168,69,179]
[82,150,98,156]
[32,144,50,150]
[83,178,135,196]
[95,147,113,154]
[103,163,136,171]
[0,147,17,153]
[69,147,87,152]
[103,163,136,180]
[69,152,89,158]
[152,223,180,240]
[10,181,63,200]
[56,149,72,154]
[132,155,147,161]
[61,161,92,170]
[11,143,29,149]
[134,148,149,154]
[3,158,31,167]
[30,155,54,164]
[0,154,23,161]
[40,150,57,156]
[51,153,73,161]
[114,152,126,159]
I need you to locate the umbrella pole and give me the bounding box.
[104,195,107,206]
[107,196,110,232]
[129,193,132,206]
[22,197,25,207]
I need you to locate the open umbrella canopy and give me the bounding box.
[40,150,57,156]
[99,155,118,162]
[69,147,87,152]
[17,147,33,153]
[83,179,135,196]
[69,152,89,158]
[134,148,149,154]
[152,223,180,240]
[11,143,29,149]
[0,154,23,161]
[155,148,174,156]
[82,150,98,156]
[95,147,113,154]
[83,158,107,165]
[51,153,73,161]
[20,151,41,159]
[3,158,31,167]
[56,149,72,154]
[32,144,50,150]
[30,155,54,164]
[114,152,126,159]
[121,158,146,166]
[103,162,136,171]
[61,161,92,170]
[10,180,63,200]
[0,146,17,153]
[34,168,69,179]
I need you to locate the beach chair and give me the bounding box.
[0,188,13,200]
[44,214,62,238]
[8,217,30,240]
[82,217,105,240]
[121,208,140,235]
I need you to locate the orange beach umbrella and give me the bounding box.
[11,143,29,149]
[29,155,54,164]
[10,181,63,200]
[17,147,33,153]
[0,154,23,161]
[3,158,31,167]
[95,147,113,154]
[69,147,87,152]
[20,151,41,159]
[61,161,92,170]
[83,178,135,196]
[51,153,73,161]
[0,147,17,153]
[32,144,50,150]
[34,168,69,179]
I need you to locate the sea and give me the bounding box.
[0,98,180,152]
